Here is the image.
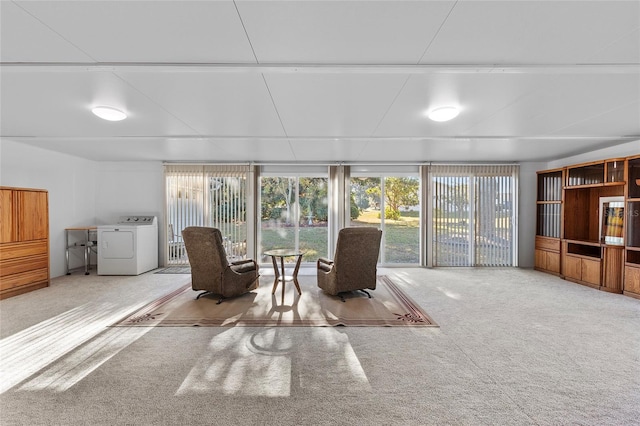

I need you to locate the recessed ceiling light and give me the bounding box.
[427,106,460,122]
[91,106,127,121]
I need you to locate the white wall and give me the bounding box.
[0,142,168,278]
[94,161,166,264]
[518,161,546,268]
[0,139,97,278]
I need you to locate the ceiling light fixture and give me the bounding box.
[91,106,127,121]
[427,106,460,122]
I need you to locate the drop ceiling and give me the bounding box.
[1,0,638,163]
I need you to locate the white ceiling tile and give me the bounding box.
[288,139,370,162]
[15,0,256,62]
[358,139,631,162]
[265,73,409,137]
[589,28,640,64]
[0,72,197,137]
[465,74,640,137]
[374,73,550,137]
[116,72,286,137]
[422,1,640,64]
[237,0,454,63]
[549,101,640,137]
[0,1,92,62]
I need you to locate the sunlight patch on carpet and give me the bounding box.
[176,327,370,397]
[0,301,148,394]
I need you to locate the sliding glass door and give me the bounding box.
[349,168,421,265]
[165,163,517,268]
[431,165,517,266]
[165,165,249,265]
[259,169,328,264]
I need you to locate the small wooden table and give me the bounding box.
[263,249,304,298]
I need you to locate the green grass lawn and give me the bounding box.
[209,210,508,265]
[260,210,422,264]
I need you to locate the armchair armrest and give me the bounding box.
[230,258,258,274]
[231,258,255,266]
[317,257,334,273]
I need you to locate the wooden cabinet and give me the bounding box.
[535,169,563,275]
[535,236,560,274]
[537,155,640,298]
[0,187,49,299]
[562,241,601,288]
[601,246,624,293]
[624,156,640,298]
[0,189,14,242]
[623,252,640,299]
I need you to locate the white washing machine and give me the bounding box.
[97,216,158,275]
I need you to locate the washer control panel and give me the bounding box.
[116,216,157,225]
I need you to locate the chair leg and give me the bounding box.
[360,289,372,299]
[196,291,211,300]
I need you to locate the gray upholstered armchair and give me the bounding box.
[317,227,382,302]
[182,226,259,303]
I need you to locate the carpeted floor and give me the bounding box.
[113,275,437,327]
[1,267,639,425]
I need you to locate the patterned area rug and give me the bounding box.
[112,275,437,327]
[154,267,191,274]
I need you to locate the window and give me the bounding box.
[430,165,517,266]
[259,167,329,264]
[349,167,421,265]
[165,165,249,265]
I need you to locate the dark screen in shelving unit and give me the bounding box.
[628,159,640,199]
[627,201,640,247]
[567,243,601,258]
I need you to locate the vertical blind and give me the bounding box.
[431,164,517,267]
[164,165,249,265]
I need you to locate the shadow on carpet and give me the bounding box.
[113,275,437,327]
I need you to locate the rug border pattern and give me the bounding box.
[112,275,438,327]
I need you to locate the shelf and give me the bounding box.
[566,242,601,259]
[537,170,563,201]
[605,159,625,184]
[566,161,604,187]
[627,250,640,265]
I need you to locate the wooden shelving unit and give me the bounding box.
[624,155,640,299]
[536,155,638,297]
[534,168,563,275]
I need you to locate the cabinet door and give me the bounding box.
[624,266,640,294]
[15,191,48,241]
[535,249,547,270]
[545,252,560,273]
[581,258,601,285]
[0,189,13,243]
[564,256,582,280]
